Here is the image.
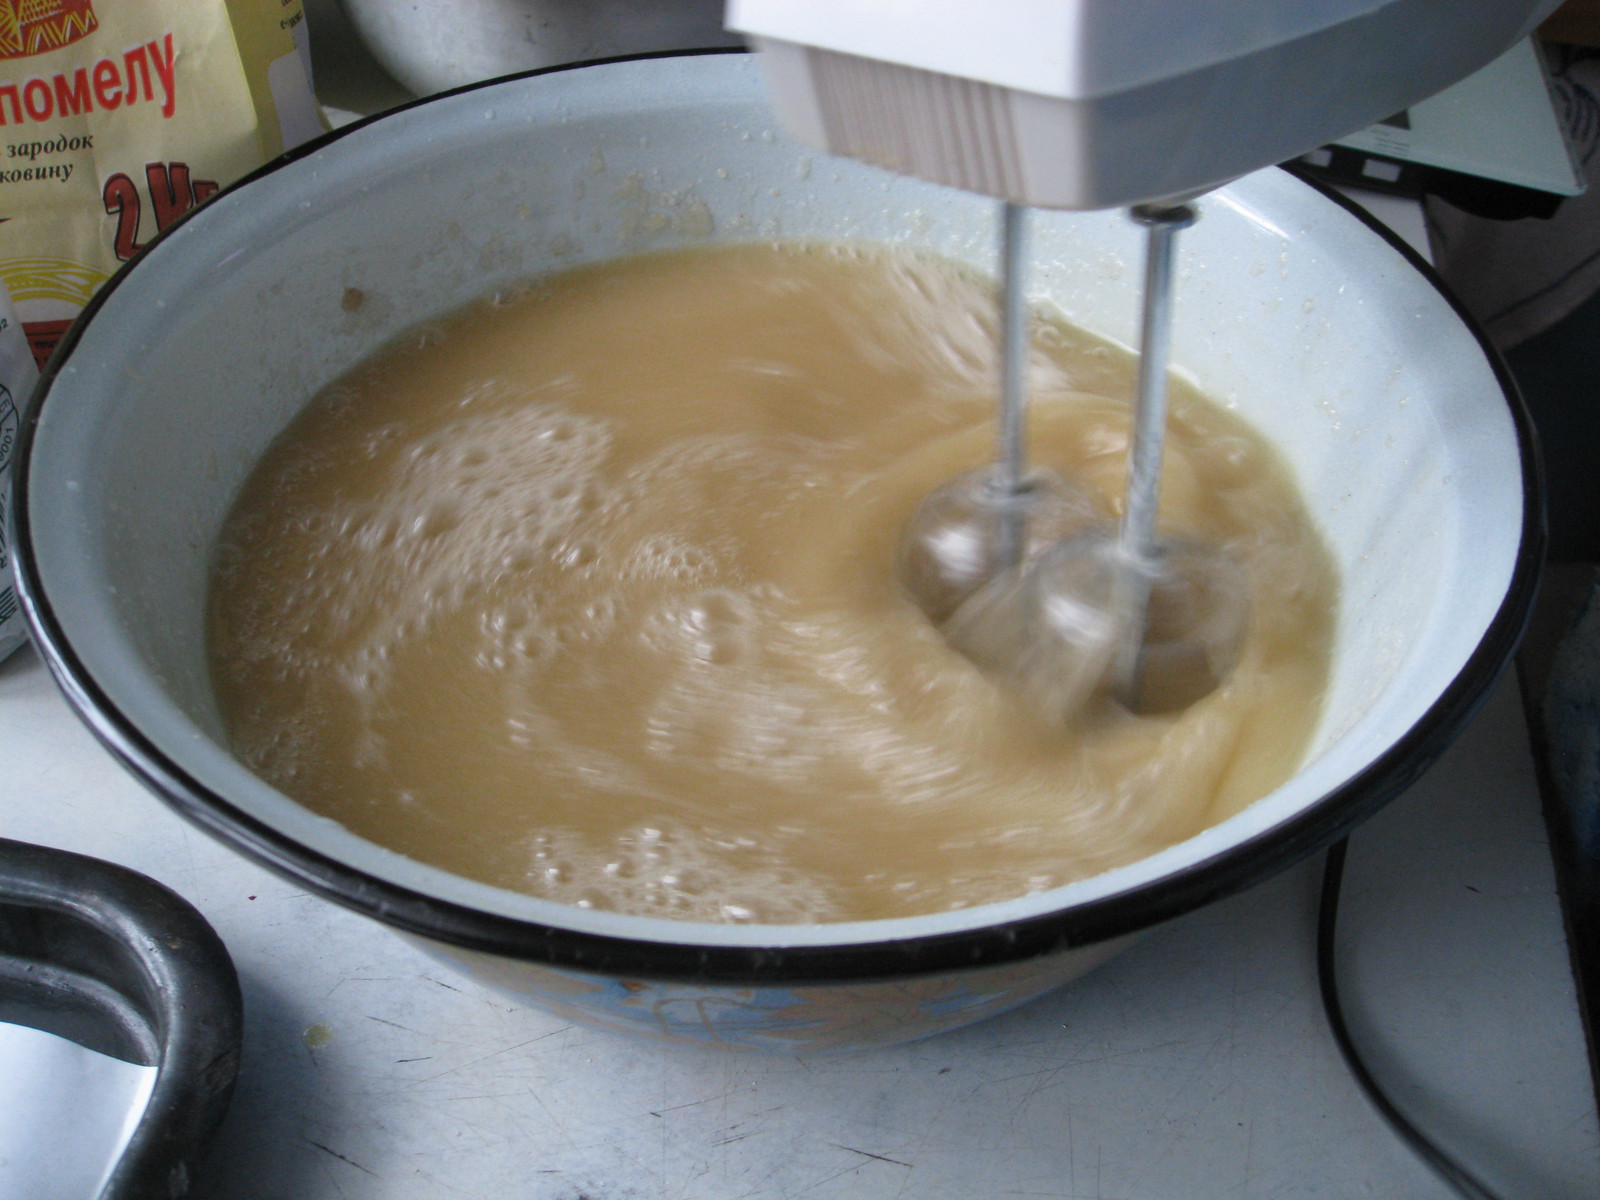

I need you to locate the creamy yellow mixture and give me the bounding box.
[208,243,1336,923]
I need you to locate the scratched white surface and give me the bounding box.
[3,639,1596,1199]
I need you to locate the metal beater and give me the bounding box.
[921,200,1248,721]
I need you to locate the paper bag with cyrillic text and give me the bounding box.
[0,276,36,662]
[0,0,324,369]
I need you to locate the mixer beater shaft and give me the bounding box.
[995,201,1031,570]
[907,199,1250,724]
[1113,202,1199,710]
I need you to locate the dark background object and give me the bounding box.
[1504,291,1600,563]
[1294,146,1566,220]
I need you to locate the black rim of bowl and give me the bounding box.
[11,50,1547,985]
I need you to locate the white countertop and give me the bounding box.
[4,638,1595,1198]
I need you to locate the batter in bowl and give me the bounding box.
[207,242,1336,923]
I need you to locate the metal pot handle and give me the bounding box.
[0,837,242,1200]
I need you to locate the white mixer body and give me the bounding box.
[727,0,1565,209]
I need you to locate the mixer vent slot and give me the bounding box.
[807,47,1024,200]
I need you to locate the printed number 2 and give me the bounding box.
[103,163,220,261]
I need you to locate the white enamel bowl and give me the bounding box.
[13,54,1540,1050]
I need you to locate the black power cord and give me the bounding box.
[1317,837,1508,1200]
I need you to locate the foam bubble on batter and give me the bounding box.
[521,823,836,922]
[218,397,619,702]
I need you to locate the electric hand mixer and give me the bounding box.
[726,0,1561,721]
